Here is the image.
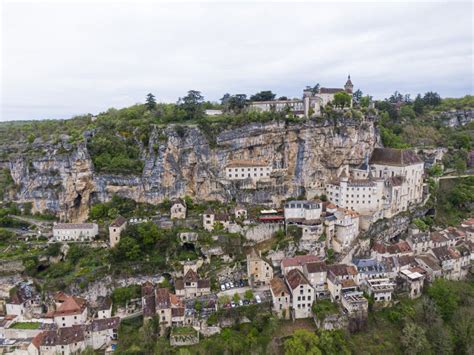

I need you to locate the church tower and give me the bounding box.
[344,75,353,94]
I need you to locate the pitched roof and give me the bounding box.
[319,87,344,94]
[89,317,120,332]
[327,264,358,277]
[432,246,460,261]
[270,277,290,296]
[110,216,127,228]
[369,148,423,166]
[197,279,210,289]
[171,198,186,207]
[155,288,171,309]
[304,262,327,274]
[226,160,269,168]
[54,296,87,316]
[281,255,320,268]
[36,325,85,347]
[184,269,199,283]
[286,269,310,290]
[53,223,97,230]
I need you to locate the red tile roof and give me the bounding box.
[281,255,320,268]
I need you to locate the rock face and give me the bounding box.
[3,118,378,222]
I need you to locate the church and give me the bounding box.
[249,76,354,118]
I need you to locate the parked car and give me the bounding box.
[229,281,234,288]
[243,300,250,305]
[231,302,236,308]
[255,295,262,304]
[220,284,226,291]
[239,300,244,307]
[225,282,231,289]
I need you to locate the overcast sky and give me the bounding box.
[1,1,473,121]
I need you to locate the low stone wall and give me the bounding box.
[244,223,282,243]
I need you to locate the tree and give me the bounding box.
[389,91,404,104]
[360,95,372,108]
[400,322,431,354]
[178,90,205,120]
[244,289,254,301]
[423,91,441,107]
[311,83,320,94]
[399,105,416,119]
[319,330,350,355]
[427,279,460,321]
[278,96,288,100]
[413,94,424,115]
[284,329,322,355]
[145,93,156,110]
[227,94,248,114]
[352,89,363,103]
[333,92,351,109]
[232,293,240,303]
[250,90,276,101]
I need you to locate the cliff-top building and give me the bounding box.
[249,76,353,118]
[225,160,272,181]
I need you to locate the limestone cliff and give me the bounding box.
[3,118,379,222]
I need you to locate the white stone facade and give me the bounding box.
[53,223,98,242]
[225,160,272,181]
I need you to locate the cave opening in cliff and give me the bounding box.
[73,193,82,208]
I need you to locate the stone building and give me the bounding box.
[285,269,315,319]
[52,223,99,242]
[109,216,127,248]
[225,160,272,181]
[270,277,291,319]
[247,249,273,286]
[53,295,88,328]
[170,199,187,220]
[284,200,322,222]
[248,76,353,118]
[332,208,360,253]
[175,269,211,299]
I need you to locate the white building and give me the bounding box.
[29,325,85,355]
[248,76,354,118]
[285,269,315,319]
[53,223,99,242]
[303,262,328,298]
[53,295,88,328]
[365,278,395,303]
[326,148,424,229]
[109,216,127,248]
[225,160,272,181]
[284,200,322,222]
[332,208,360,253]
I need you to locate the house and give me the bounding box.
[247,249,273,286]
[430,246,470,280]
[270,277,291,319]
[353,258,389,281]
[399,268,425,299]
[284,200,322,223]
[365,278,395,303]
[109,216,127,248]
[175,269,211,299]
[53,295,88,328]
[170,199,187,220]
[52,223,99,242]
[6,282,39,317]
[406,232,431,254]
[248,76,353,118]
[95,297,112,319]
[341,292,368,316]
[29,325,86,355]
[281,255,321,276]
[285,269,315,319]
[225,160,272,181]
[415,254,443,281]
[202,209,230,232]
[371,240,413,261]
[178,232,198,244]
[233,205,248,220]
[326,264,359,302]
[303,262,328,298]
[85,317,119,350]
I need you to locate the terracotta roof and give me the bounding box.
[286,269,310,290]
[53,223,97,230]
[387,241,412,254]
[270,277,290,296]
[341,279,357,288]
[141,281,155,297]
[369,148,423,166]
[172,307,185,317]
[53,291,68,303]
[54,296,87,316]
[226,160,269,168]
[169,293,182,307]
[397,255,416,267]
[110,216,127,228]
[337,207,360,218]
[281,255,320,268]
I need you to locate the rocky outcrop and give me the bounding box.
[3,118,379,222]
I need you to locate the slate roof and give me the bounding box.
[110,216,127,228]
[34,325,85,347]
[88,317,120,332]
[369,148,423,166]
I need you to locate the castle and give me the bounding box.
[249,76,354,118]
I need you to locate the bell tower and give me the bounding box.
[344,75,353,94]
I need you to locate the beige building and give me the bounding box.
[109,216,127,248]
[175,269,211,299]
[248,76,353,118]
[332,208,360,253]
[225,160,272,181]
[202,209,230,231]
[270,277,291,319]
[170,199,187,219]
[247,249,273,286]
[53,294,88,328]
[53,223,99,242]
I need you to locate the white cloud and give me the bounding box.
[1,1,472,121]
